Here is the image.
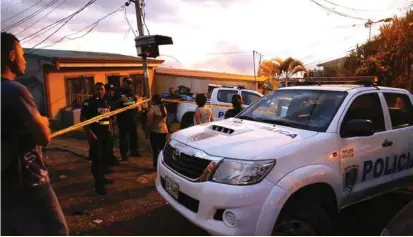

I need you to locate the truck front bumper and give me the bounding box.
[155,152,280,236]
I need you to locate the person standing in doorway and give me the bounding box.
[114,77,142,161]
[224,94,243,119]
[1,32,69,235]
[194,93,215,125]
[147,94,168,169]
[164,87,184,133]
[80,82,114,195]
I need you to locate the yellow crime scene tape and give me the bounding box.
[50,97,274,138]
[50,98,151,138]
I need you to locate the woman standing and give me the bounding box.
[147,94,168,169]
[194,93,215,125]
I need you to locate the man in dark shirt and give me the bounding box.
[1,32,69,235]
[113,77,142,160]
[164,87,184,133]
[81,82,114,195]
[224,94,243,119]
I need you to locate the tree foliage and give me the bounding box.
[258,57,307,91]
[343,10,413,91]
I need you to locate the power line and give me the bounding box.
[124,6,137,37]
[15,0,68,36]
[309,0,368,21]
[1,1,21,11]
[320,0,387,12]
[21,0,97,44]
[30,6,125,52]
[1,0,45,23]
[3,0,60,31]
[141,0,150,35]
[204,51,251,55]
[25,0,97,51]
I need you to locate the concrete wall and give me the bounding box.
[46,68,155,120]
[153,74,258,95]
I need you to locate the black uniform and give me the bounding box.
[81,95,112,194]
[103,92,119,166]
[113,87,140,160]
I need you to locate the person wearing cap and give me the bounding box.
[104,83,120,166]
[80,82,114,195]
[113,77,142,161]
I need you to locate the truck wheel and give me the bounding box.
[271,203,334,236]
[180,112,194,129]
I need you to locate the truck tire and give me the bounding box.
[180,112,194,129]
[271,202,334,236]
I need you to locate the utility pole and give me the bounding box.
[133,0,151,98]
[365,17,393,41]
[253,50,257,91]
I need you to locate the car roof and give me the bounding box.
[278,84,410,94]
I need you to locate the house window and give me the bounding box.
[130,74,145,97]
[65,76,94,108]
[107,75,121,88]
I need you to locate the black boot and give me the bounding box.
[95,181,107,195]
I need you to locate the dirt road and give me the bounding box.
[44,136,412,236]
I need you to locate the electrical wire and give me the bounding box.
[320,0,387,12]
[124,6,137,37]
[309,0,368,21]
[21,0,96,44]
[2,0,45,23]
[3,0,60,31]
[141,0,150,35]
[1,1,21,11]
[25,0,97,51]
[15,0,68,36]
[27,5,125,52]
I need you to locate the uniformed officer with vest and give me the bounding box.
[104,83,120,166]
[81,82,113,195]
[113,77,142,161]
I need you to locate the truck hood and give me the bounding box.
[171,118,318,160]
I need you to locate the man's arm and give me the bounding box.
[16,84,51,146]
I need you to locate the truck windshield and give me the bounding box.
[236,89,348,132]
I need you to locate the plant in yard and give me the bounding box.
[258,57,307,90]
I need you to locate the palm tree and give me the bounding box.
[258,57,307,90]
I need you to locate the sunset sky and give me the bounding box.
[1,0,410,74]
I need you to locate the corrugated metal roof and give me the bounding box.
[23,48,139,60]
[156,67,267,82]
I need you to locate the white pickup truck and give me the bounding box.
[175,87,263,129]
[156,83,413,235]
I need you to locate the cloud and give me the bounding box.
[189,41,255,74]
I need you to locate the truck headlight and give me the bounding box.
[211,159,275,185]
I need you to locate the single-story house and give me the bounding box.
[154,67,266,95]
[20,48,266,128]
[21,48,164,125]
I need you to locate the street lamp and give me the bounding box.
[365,17,393,41]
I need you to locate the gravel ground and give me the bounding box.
[43,132,412,236]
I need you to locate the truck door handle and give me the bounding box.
[382,139,393,147]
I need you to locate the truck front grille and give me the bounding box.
[162,144,211,180]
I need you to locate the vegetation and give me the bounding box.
[342,10,413,91]
[258,57,307,91]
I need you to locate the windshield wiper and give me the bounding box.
[260,118,292,127]
[236,115,259,122]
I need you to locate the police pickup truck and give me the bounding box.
[155,82,413,235]
[175,86,263,129]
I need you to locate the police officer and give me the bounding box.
[81,82,113,195]
[104,83,120,166]
[114,77,142,161]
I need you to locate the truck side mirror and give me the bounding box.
[342,119,374,138]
